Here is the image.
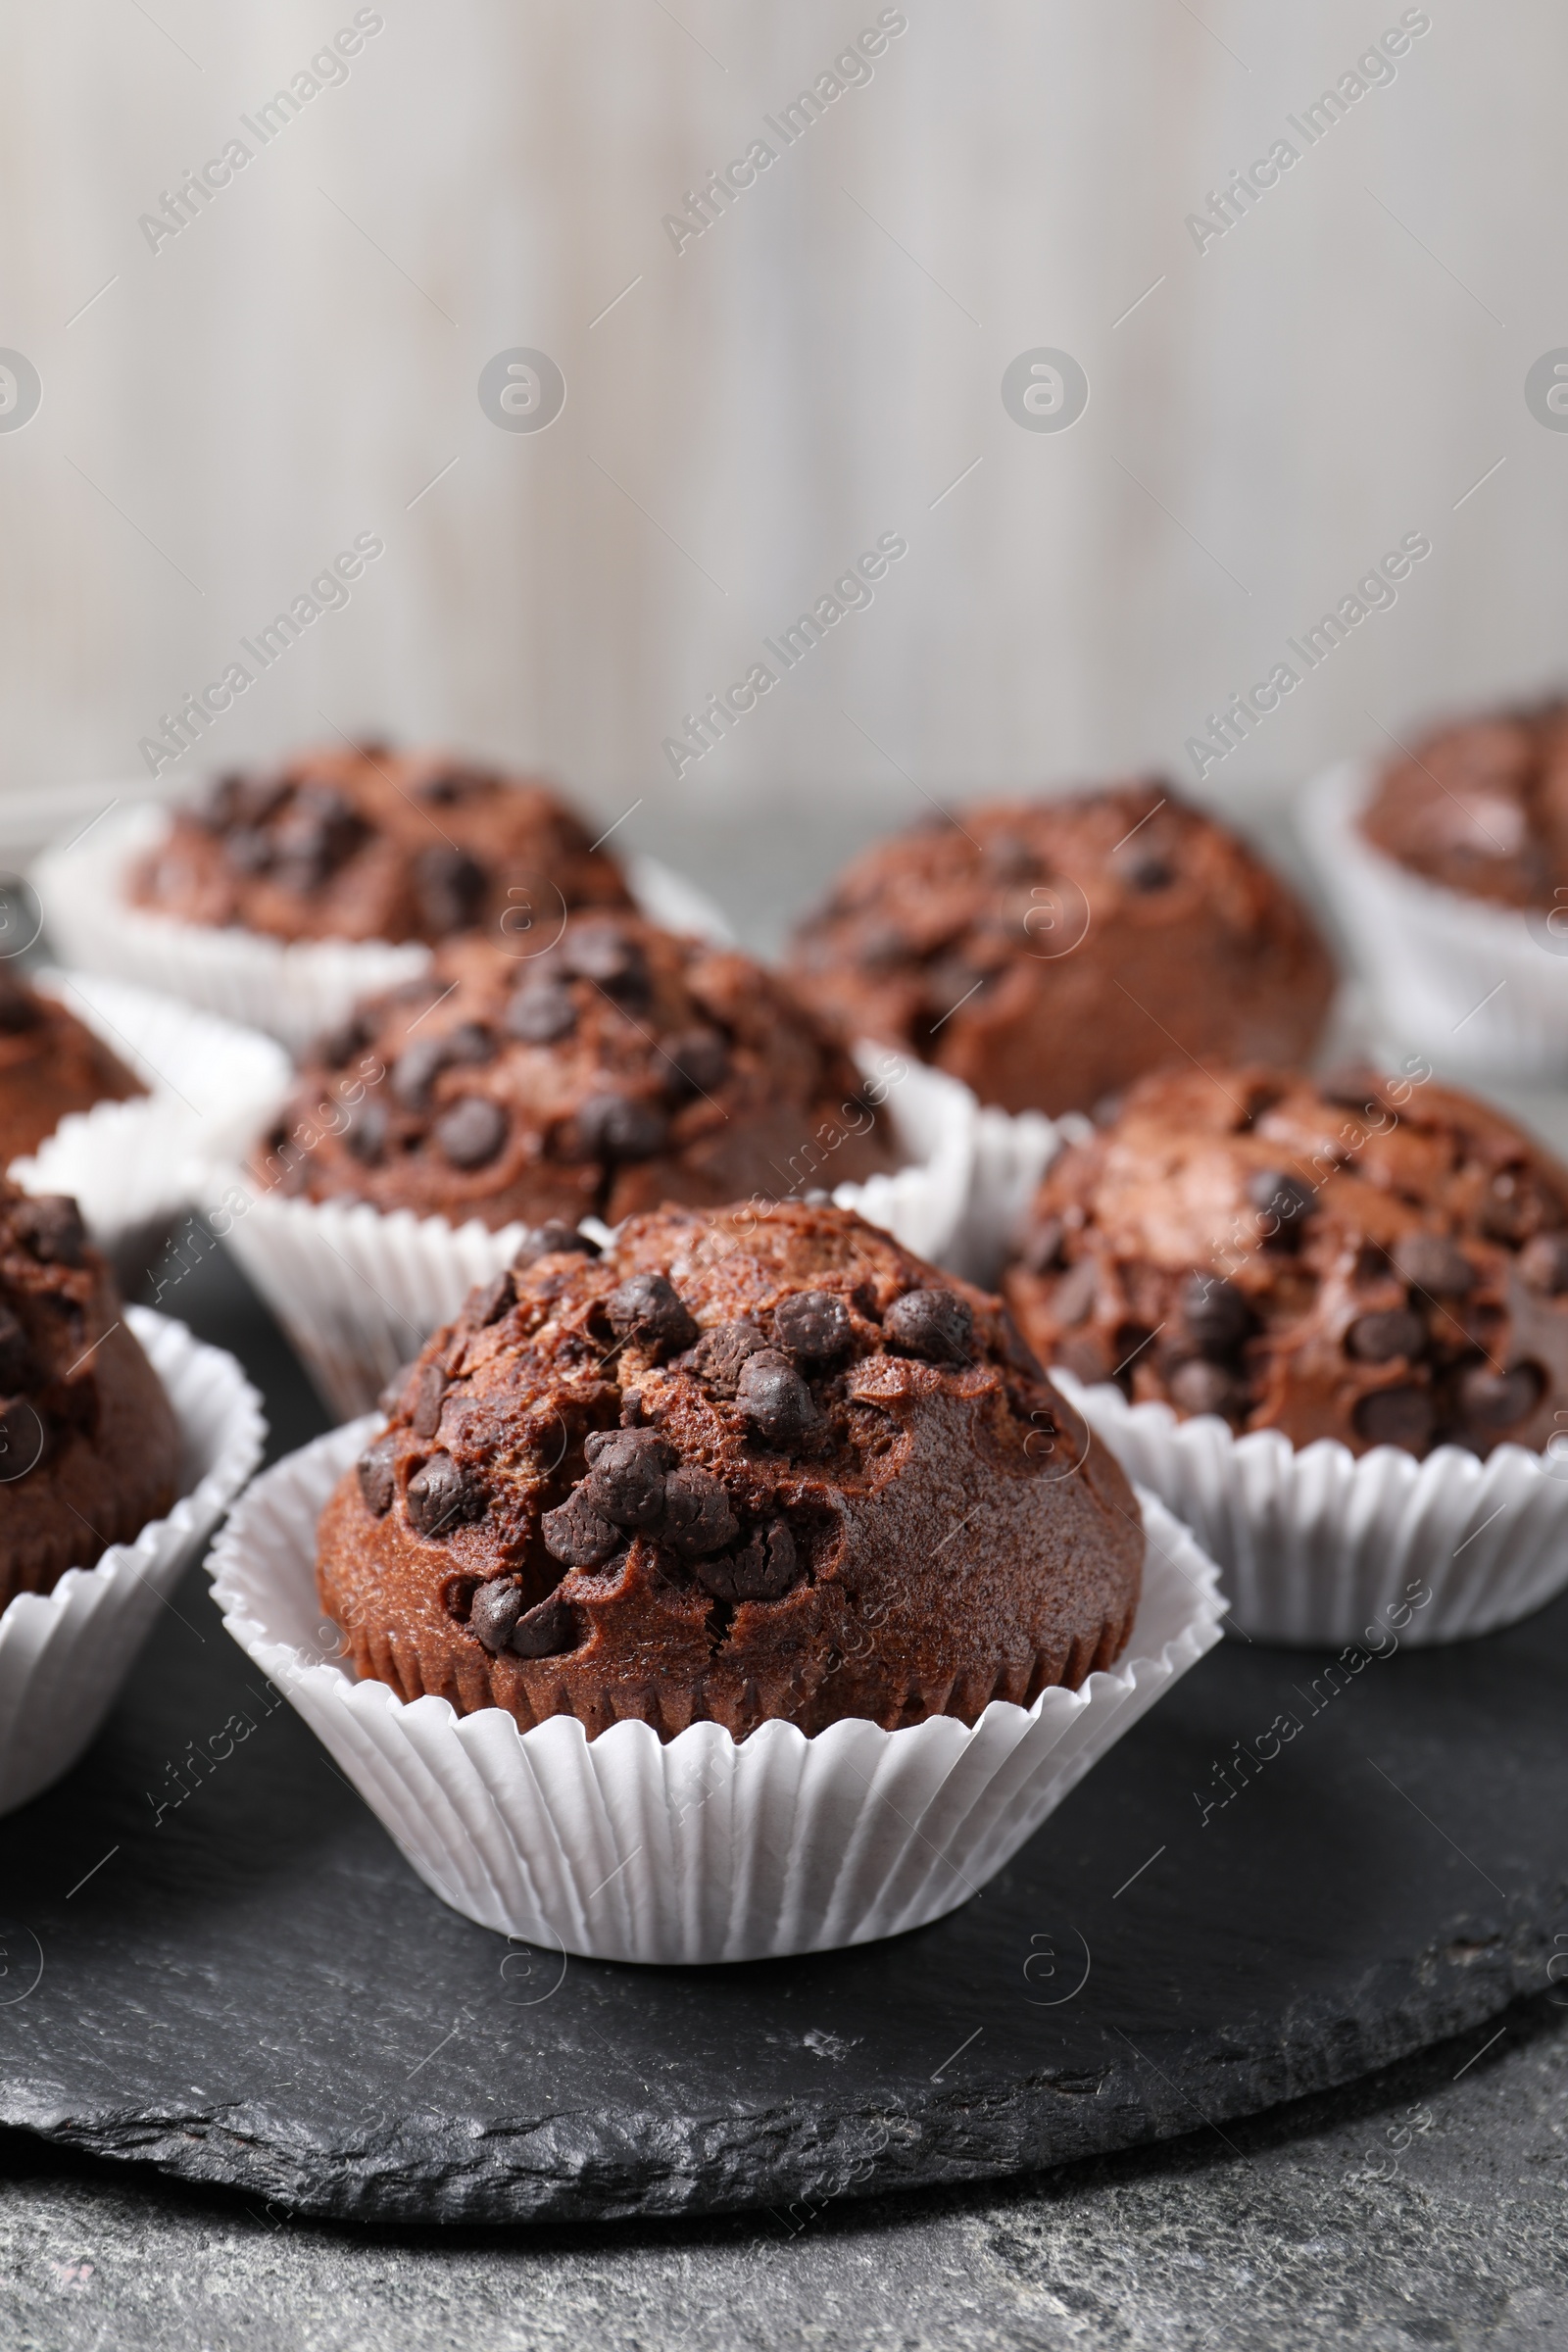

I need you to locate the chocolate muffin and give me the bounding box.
[0,1183,180,1607]
[1004,1063,1568,1459]
[1359,697,1568,909]
[316,1200,1144,1741]
[260,915,898,1229]
[132,743,631,945]
[787,783,1336,1116]
[0,972,143,1169]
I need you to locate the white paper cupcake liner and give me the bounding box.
[204,1050,979,1423]
[207,1421,1223,1962]
[8,968,291,1286]
[0,1304,266,1817]
[1300,755,1568,1083]
[942,1103,1093,1287]
[1052,1368,1568,1648]
[31,799,733,1056]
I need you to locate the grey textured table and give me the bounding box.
[3,798,1567,2349]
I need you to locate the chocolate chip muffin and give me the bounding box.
[1359,697,1568,909]
[787,783,1336,1117]
[0,973,143,1169]
[260,915,897,1229]
[316,1200,1144,1740]
[132,743,631,945]
[1004,1063,1568,1459]
[0,1184,180,1606]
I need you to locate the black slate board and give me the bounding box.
[0,1248,1564,2227]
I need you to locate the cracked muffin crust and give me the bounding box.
[1004,1063,1568,1458]
[0,972,142,1169]
[261,916,897,1230]
[786,782,1336,1116]
[1359,697,1568,909]
[316,1200,1144,1741]
[0,1182,180,1606]
[132,742,631,945]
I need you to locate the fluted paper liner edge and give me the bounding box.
[207,1423,1223,1963]
[1053,1367,1568,1646]
[0,1306,267,1816]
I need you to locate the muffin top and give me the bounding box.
[1359,699,1568,910]
[316,1200,1144,1741]
[261,915,897,1230]
[0,971,143,1170]
[1003,1063,1568,1459]
[132,743,632,944]
[786,783,1335,1116]
[0,1181,180,1605]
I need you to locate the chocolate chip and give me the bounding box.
[197,770,246,829]
[696,1521,800,1603]
[1346,1308,1426,1363]
[514,1222,598,1268]
[560,920,647,994]
[1247,1168,1315,1227]
[469,1270,514,1327]
[1181,1273,1250,1358]
[272,784,365,890]
[1352,1386,1435,1452]
[1318,1066,1384,1111]
[982,834,1039,884]
[1117,851,1175,892]
[435,1097,508,1169]
[410,1362,447,1439]
[581,1428,676,1528]
[1019,1217,1065,1276]
[225,825,275,877]
[414,845,487,934]
[510,1594,579,1657]
[662,1028,730,1100]
[391,1036,453,1112]
[11,1197,86,1267]
[1520,1233,1568,1295]
[0,1306,30,1391]
[885,1288,974,1364]
[318,1017,369,1071]
[685,1320,766,1396]
[577,1093,669,1163]
[405,1451,482,1538]
[736,1349,817,1445]
[467,1577,524,1653]
[0,982,40,1034]
[344,1100,388,1166]
[857,922,910,972]
[1052,1261,1098,1329]
[661,1465,739,1559]
[447,1021,497,1067]
[1168,1359,1241,1417]
[606,1273,698,1352]
[505,980,577,1045]
[1458,1360,1544,1430]
[357,1434,398,1515]
[541,1485,622,1568]
[1392,1233,1474,1297]
[378,1358,418,1416]
[773,1291,853,1361]
[418,767,492,806]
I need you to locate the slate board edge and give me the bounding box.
[0,1930,1552,2226]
